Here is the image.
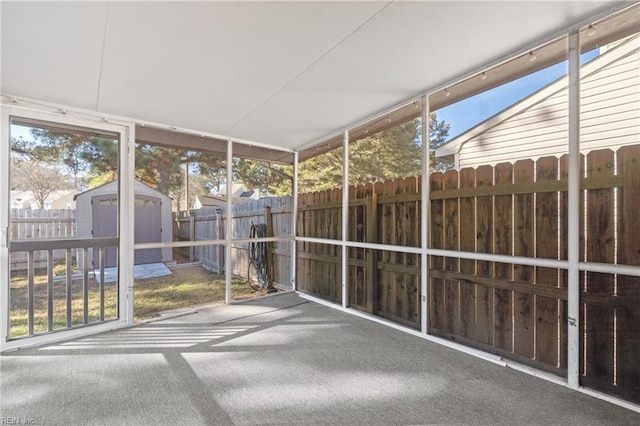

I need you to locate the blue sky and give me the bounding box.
[436,49,599,142]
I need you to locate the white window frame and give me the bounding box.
[0,104,135,351]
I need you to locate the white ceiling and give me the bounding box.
[1,1,626,152]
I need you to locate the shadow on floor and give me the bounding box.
[2,293,639,425]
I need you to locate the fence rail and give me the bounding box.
[10,209,77,271]
[9,237,119,339]
[173,196,293,287]
[296,145,640,405]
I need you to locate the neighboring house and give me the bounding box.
[436,35,640,169]
[192,184,259,209]
[10,189,78,210]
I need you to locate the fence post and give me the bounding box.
[265,205,275,289]
[189,211,195,262]
[365,191,377,313]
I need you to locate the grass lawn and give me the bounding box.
[9,265,269,338]
[133,266,267,321]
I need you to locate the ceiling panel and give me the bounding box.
[1,1,108,110]
[1,1,624,152]
[97,1,387,136]
[228,1,621,148]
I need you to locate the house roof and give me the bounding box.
[1,1,629,155]
[436,33,640,158]
[73,179,171,200]
[11,189,77,206]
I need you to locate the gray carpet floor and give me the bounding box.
[1,292,639,425]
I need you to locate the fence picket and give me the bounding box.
[443,171,460,335]
[459,168,476,340]
[475,165,494,345]
[615,145,640,399]
[513,159,535,359]
[535,156,562,367]
[429,172,445,332]
[494,163,513,352]
[582,149,616,390]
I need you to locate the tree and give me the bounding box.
[191,152,227,193]
[297,112,451,192]
[423,113,453,173]
[10,116,449,204]
[12,159,70,209]
[81,137,119,188]
[347,120,421,186]
[233,159,293,197]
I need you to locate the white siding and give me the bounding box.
[458,42,639,169]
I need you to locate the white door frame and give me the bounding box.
[0,103,135,351]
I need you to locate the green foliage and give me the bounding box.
[191,152,227,193]
[134,144,184,195]
[11,130,119,195]
[10,113,450,206]
[425,114,453,173]
[298,112,451,192]
[348,120,421,186]
[233,160,293,196]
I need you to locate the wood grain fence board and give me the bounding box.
[384,180,398,319]
[583,149,616,389]
[617,145,640,267]
[513,159,535,359]
[400,179,419,322]
[494,163,513,352]
[10,209,77,270]
[614,145,640,400]
[443,170,460,335]
[406,176,420,248]
[616,271,640,399]
[535,156,561,367]
[336,188,343,239]
[429,175,622,200]
[459,168,476,340]
[429,173,445,331]
[377,248,389,316]
[430,270,567,300]
[394,186,414,321]
[475,165,494,345]
[394,180,409,321]
[350,185,367,310]
[395,180,405,247]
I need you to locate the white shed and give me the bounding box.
[75,180,173,268]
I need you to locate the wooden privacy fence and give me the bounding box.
[174,197,292,287]
[430,146,640,404]
[297,179,422,328]
[9,209,76,271]
[296,145,640,405]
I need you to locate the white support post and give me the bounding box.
[567,30,581,389]
[0,107,11,348]
[421,95,430,334]
[291,151,299,291]
[226,140,233,304]
[120,123,136,325]
[342,130,349,308]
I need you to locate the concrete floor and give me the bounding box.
[2,292,639,425]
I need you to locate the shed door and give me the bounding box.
[133,195,162,264]
[92,194,162,267]
[92,195,119,268]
